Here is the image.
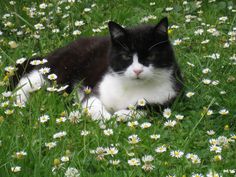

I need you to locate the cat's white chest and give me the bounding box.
[98,70,177,113]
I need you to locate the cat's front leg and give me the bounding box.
[114,109,147,121]
[14,70,45,105]
[83,96,111,121]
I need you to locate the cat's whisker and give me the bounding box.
[148,40,169,51]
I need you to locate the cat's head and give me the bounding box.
[108,17,176,80]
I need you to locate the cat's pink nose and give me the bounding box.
[133,69,143,75]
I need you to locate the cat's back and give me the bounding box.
[45,36,111,90]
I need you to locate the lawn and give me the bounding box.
[0,0,236,176]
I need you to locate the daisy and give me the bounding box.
[210,145,222,153]
[137,98,146,107]
[5,66,15,72]
[192,173,204,177]
[8,41,18,48]
[84,86,91,95]
[56,116,67,124]
[155,145,167,153]
[150,134,160,140]
[109,160,120,165]
[207,130,215,135]
[127,121,139,128]
[140,122,151,129]
[81,130,90,136]
[164,120,177,127]
[175,114,184,120]
[219,109,229,115]
[47,73,58,80]
[128,134,141,144]
[68,111,81,124]
[11,166,21,172]
[104,129,113,136]
[39,67,50,74]
[206,171,222,177]
[39,114,50,123]
[202,68,211,74]
[194,29,204,35]
[53,131,67,139]
[73,30,81,36]
[105,147,118,156]
[61,156,70,162]
[201,39,210,44]
[142,155,154,163]
[30,60,41,66]
[65,167,80,177]
[207,110,213,116]
[213,155,222,161]
[170,150,184,158]
[16,57,27,64]
[142,163,155,171]
[165,7,173,11]
[15,151,27,159]
[202,79,212,84]
[75,20,85,27]
[186,92,195,98]
[163,108,171,118]
[45,142,57,150]
[128,158,141,166]
[173,39,182,46]
[57,85,69,92]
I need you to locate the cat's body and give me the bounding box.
[13,17,183,120]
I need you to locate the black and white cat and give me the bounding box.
[13,17,183,120]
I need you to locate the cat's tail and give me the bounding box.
[8,57,43,90]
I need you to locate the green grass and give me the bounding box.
[0,0,236,176]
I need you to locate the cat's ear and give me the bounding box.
[154,17,168,35]
[108,21,126,40]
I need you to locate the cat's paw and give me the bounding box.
[114,109,133,122]
[14,90,28,106]
[114,109,147,122]
[83,96,111,121]
[87,108,111,121]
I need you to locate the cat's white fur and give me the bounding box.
[15,53,176,120]
[15,70,45,104]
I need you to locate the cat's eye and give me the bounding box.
[121,54,132,60]
[147,54,156,61]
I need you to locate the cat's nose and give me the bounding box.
[133,69,143,76]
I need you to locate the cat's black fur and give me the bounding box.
[11,17,183,109]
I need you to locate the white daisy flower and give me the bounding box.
[163,108,171,118]
[68,111,81,124]
[140,122,152,129]
[104,129,113,136]
[207,130,215,135]
[65,167,80,177]
[128,134,141,144]
[186,91,195,98]
[128,158,141,166]
[39,114,50,123]
[164,120,177,127]
[39,67,50,74]
[16,57,27,64]
[47,73,58,80]
[105,147,118,156]
[11,166,21,172]
[53,131,67,139]
[155,145,167,153]
[45,142,57,149]
[170,150,184,158]
[219,109,229,115]
[150,134,160,140]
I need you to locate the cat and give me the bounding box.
[12,17,183,120]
